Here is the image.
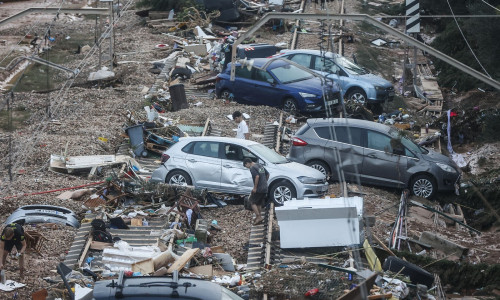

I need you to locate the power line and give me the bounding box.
[481,0,500,12]
[9,0,135,177]
[446,0,492,78]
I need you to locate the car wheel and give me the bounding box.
[346,88,367,105]
[283,98,298,114]
[269,180,297,206]
[166,170,192,186]
[306,160,330,177]
[410,174,436,199]
[220,89,233,101]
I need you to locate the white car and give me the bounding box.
[150,137,328,205]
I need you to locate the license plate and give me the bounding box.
[326,99,338,106]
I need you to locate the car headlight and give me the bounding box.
[299,92,317,98]
[297,176,320,184]
[374,85,384,91]
[436,162,456,173]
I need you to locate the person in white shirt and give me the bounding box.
[233,111,249,139]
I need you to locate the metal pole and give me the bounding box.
[7,92,13,181]
[109,2,113,71]
[413,33,417,87]
[97,15,101,70]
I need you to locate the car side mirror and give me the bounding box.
[267,78,275,85]
[258,158,266,166]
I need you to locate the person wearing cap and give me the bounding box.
[0,223,26,277]
[244,158,269,225]
[233,111,249,139]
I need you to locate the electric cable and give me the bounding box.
[446,0,492,78]
[481,0,500,12]
[8,0,135,176]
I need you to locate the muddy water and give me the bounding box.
[8,33,94,92]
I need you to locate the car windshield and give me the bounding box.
[389,129,429,154]
[268,64,314,84]
[333,56,369,75]
[248,144,288,164]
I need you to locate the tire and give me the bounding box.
[283,98,298,114]
[410,174,436,199]
[382,256,434,288]
[306,160,330,177]
[170,67,191,80]
[166,170,192,186]
[346,88,367,105]
[269,180,297,206]
[220,89,233,101]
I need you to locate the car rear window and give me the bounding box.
[314,126,363,146]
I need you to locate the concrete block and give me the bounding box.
[419,231,468,257]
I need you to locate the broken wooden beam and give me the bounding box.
[410,200,481,235]
[167,248,200,273]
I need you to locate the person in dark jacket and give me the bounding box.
[0,223,26,277]
[244,158,269,225]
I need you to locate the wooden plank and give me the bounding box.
[78,236,93,267]
[132,258,155,274]
[201,118,210,137]
[167,248,200,273]
[188,265,213,276]
[131,218,143,226]
[90,241,113,250]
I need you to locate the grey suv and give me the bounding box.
[288,118,460,198]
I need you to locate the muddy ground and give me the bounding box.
[0,0,499,299]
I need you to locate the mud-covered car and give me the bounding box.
[93,272,243,300]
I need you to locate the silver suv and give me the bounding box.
[287,118,460,198]
[150,137,328,205]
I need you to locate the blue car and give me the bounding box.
[272,49,395,107]
[215,57,341,114]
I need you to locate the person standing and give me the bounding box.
[0,223,26,277]
[233,111,249,139]
[244,158,269,225]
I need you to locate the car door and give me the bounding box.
[219,143,254,194]
[312,56,349,97]
[319,125,365,181]
[233,66,254,103]
[246,68,284,107]
[185,141,222,190]
[362,130,407,187]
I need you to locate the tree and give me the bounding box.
[427,0,500,90]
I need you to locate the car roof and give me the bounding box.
[280,49,341,59]
[227,57,299,70]
[306,118,391,133]
[178,136,261,146]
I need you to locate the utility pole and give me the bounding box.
[7,92,13,181]
[99,0,114,71]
